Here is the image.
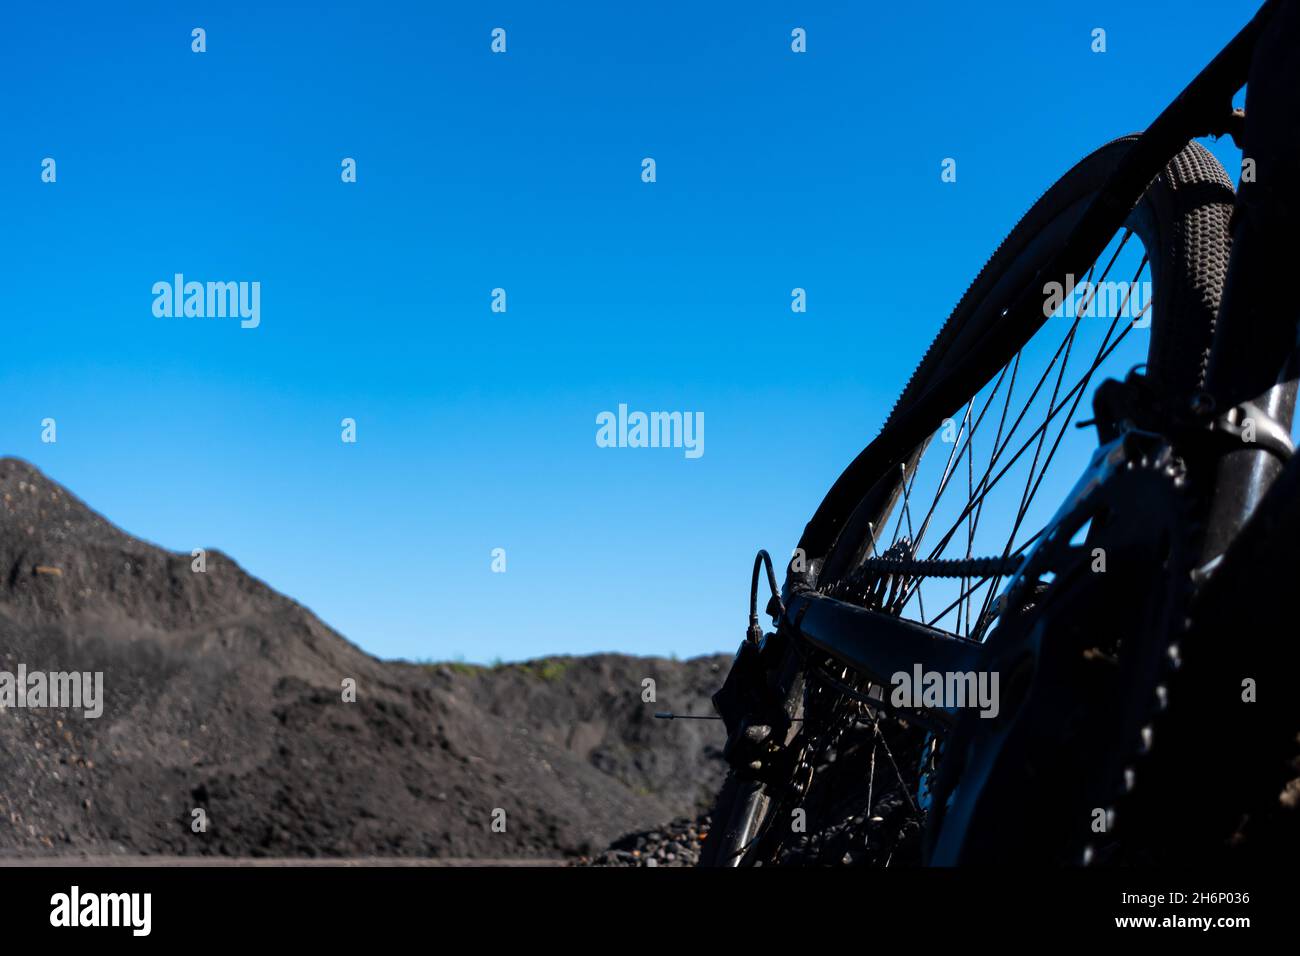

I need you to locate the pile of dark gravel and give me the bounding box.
[0,457,730,860]
[573,815,710,867]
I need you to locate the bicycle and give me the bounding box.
[700,0,1300,866]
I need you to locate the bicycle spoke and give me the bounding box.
[963,350,1022,637]
[893,462,927,620]
[912,397,974,552]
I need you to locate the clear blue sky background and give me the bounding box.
[1,1,1256,663]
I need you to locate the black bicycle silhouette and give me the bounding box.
[701,0,1300,866]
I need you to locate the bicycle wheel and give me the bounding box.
[701,136,1235,866]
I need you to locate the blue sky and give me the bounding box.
[0,1,1256,663]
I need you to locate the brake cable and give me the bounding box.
[749,549,785,643]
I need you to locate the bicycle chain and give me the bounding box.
[853,554,1024,579]
[790,666,865,804]
[781,661,929,864]
[819,541,1023,627]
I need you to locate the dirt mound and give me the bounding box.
[0,457,729,859]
